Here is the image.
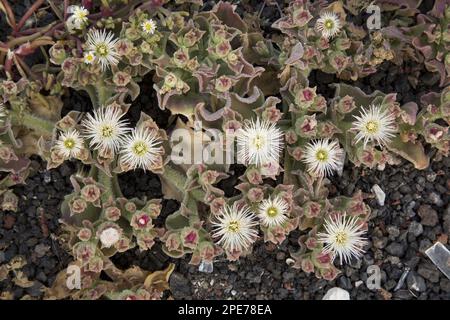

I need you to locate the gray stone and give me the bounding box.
[428,192,444,207]
[386,242,406,257]
[407,272,427,292]
[418,264,440,283]
[408,221,423,237]
[418,205,439,227]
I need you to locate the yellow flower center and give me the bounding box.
[324,19,334,30]
[64,138,75,150]
[85,54,94,62]
[132,141,148,157]
[334,231,348,246]
[315,149,328,162]
[252,135,264,150]
[365,120,379,134]
[96,44,109,57]
[267,207,278,218]
[75,12,87,19]
[144,22,154,32]
[228,220,240,233]
[101,125,114,138]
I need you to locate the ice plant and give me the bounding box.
[352,105,397,148]
[120,127,162,170]
[99,227,121,248]
[211,204,258,252]
[258,197,289,227]
[68,5,89,29]
[55,129,84,159]
[317,214,368,264]
[82,106,130,153]
[303,139,344,176]
[141,19,157,34]
[237,119,283,167]
[315,11,341,39]
[86,29,120,70]
[84,51,96,65]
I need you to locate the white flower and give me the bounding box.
[352,105,397,148]
[55,129,84,159]
[317,214,368,264]
[82,106,130,153]
[303,139,344,177]
[83,51,96,64]
[99,227,120,248]
[68,6,89,29]
[141,19,157,35]
[258,197,289,227]
[315,11,341,39]
[237,118,283,167]
[211,203,258,252]
[86,29,120,70]
[120,127,162,170]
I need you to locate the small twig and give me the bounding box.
[38,207,50,238]
[0,0,17,30]
[15,0,45,33]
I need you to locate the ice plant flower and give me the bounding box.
[317,214,368,264]
[55,129,84,159]
[211,204,258,252]
[86,29,120,70]
[352,105,397,148]
[69,6,89,29]
[120,127,162,170]
[237,118,283,167]
[258,197,289,227]
[82,107,130,152]
[84,51,96,65]
[141,19,157,35]
[315,11,341,39]
[303,139,344,176]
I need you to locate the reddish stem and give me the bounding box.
[63,0,69,20]
[0,0,17,30]
[15,0,45,32]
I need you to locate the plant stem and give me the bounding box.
[98,169,114,202]
[162,165,204,201]
[10,108,54,135]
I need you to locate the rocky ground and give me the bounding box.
[168,158,450,300]
[1,155,449,300]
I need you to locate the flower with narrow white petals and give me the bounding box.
[55,129,84,159]
[99,227,121,248]
[83,51,96,64]
[68,6,89,29]
[258,197,289,227]
[120,127,162,170]
[237,118,283,167]
[141,19,157,35]
[303,139,344,177]
[82,107,130,153]
[352,105,397,148]
[86,29,120,70]
[317,214,368,264]
[315,11,341,39]
[212,204,258,252]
